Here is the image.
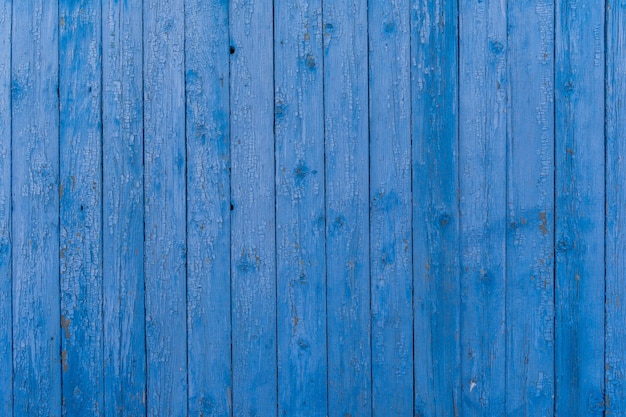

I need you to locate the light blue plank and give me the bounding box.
[11,0,62,415]
[274,0,327,415]
[368,0,412,414]
[323,1,371,415]
[59,1,103,414]
[411,0,461,414]
[144,1,187,415]
[555,1,605,415]
[458,0,507,414]
[0,1,11,415]
[229,0,277,414]
[102,0,146,414]
[607,1,626,413]
[505,1,555,415]
[185,0,232,415]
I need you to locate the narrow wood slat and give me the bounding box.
[411,0,461,414]
[555,1,605,415]
[11,0,62,415]
[144,0,188,415]
[505,1,555,415]
[458,0,507,414]
[229,0,277,414]
[102,0,147,414]
[323,0,371,414]
[274,0,327,415]
[185,0,232,415]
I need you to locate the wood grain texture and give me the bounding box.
[607,1,626,414]
[323,0,371,415]
[11,0,62,415]
[458,0,507,414]
[102,0,147,414]
[411,0,461,415]
[368,0,413,414]
[0,1,11,415]
[143,0,187,415]
[274,0,327,415]
[555,1,605,415]
[505,1,555,415]
[185,0,232,415]
[229,0,277,415]
[59,1,104,414]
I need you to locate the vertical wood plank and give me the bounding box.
[323,0,371,415]
[411,0,461,415]
[458,0,507,414]
[59,0,103,414]
[606,1,626,413]
[0,1,11,415]
[11,0,62,415]
[555,1,605,415]
[229,0,277,415]
[368,0,412,414]
[144,0,187,415]
[102,0,146,414]
[505,1,555,415]
[274,0,327,415]
[185,0,232,415]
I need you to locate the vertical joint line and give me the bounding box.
[9,1,14,415]
[272,0,278,414]
[99,0,105,412]
[321,0,329,413]
[57,0,63,412]
[408,0,415,414]
[552,1,558,414]
[141,0,149,412]
[366,0,373,414]
[227,1,234,414]
[456,0,463,410]
[183,1,189,414]
[603,0,608,410]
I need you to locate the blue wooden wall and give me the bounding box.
[0,0,623,416]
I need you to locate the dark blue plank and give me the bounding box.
[185,0,232,415]
[368,0,413,414]
[323,1,371,415]
[607,1,626,414]
[11,0,62,415]
[102,0,147,414]
[229,0,277,415]
[555,1,605,415]
[144,1,187,415]
[274,1,327,416]
[0,1,11,415]
[411,0,461,414]
[458,0,507,414]
[505,1,555,415]
[59,1,104,414]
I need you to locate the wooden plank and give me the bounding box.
[458,0,507,414]
[411,0,461,415]
[607,1,626,413]
[274,0,326,415]
[185,0,232,415]
[505,1,555,415]
[368,0,412,414]
[554,1,605,415]
[59,0,103,414]
[0,1,11,415]
[323,0,371,415]
[229,0,276,414]
[11,0,62,415]
[102,0,146,414]
[143,0,187,415]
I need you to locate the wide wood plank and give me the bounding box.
[368,0,413,414]
[102,0,146,414]
[274,0,327,415]
[0,1,11,415]
[555,1,605,415]
[323,0,371,415]
[11,0,62,415]
[185,0,232,415]
[229,0,277,414]
[411,0,461,415]
[505,1,555,415]
[458,0,507,414]
[144,0,187,415]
